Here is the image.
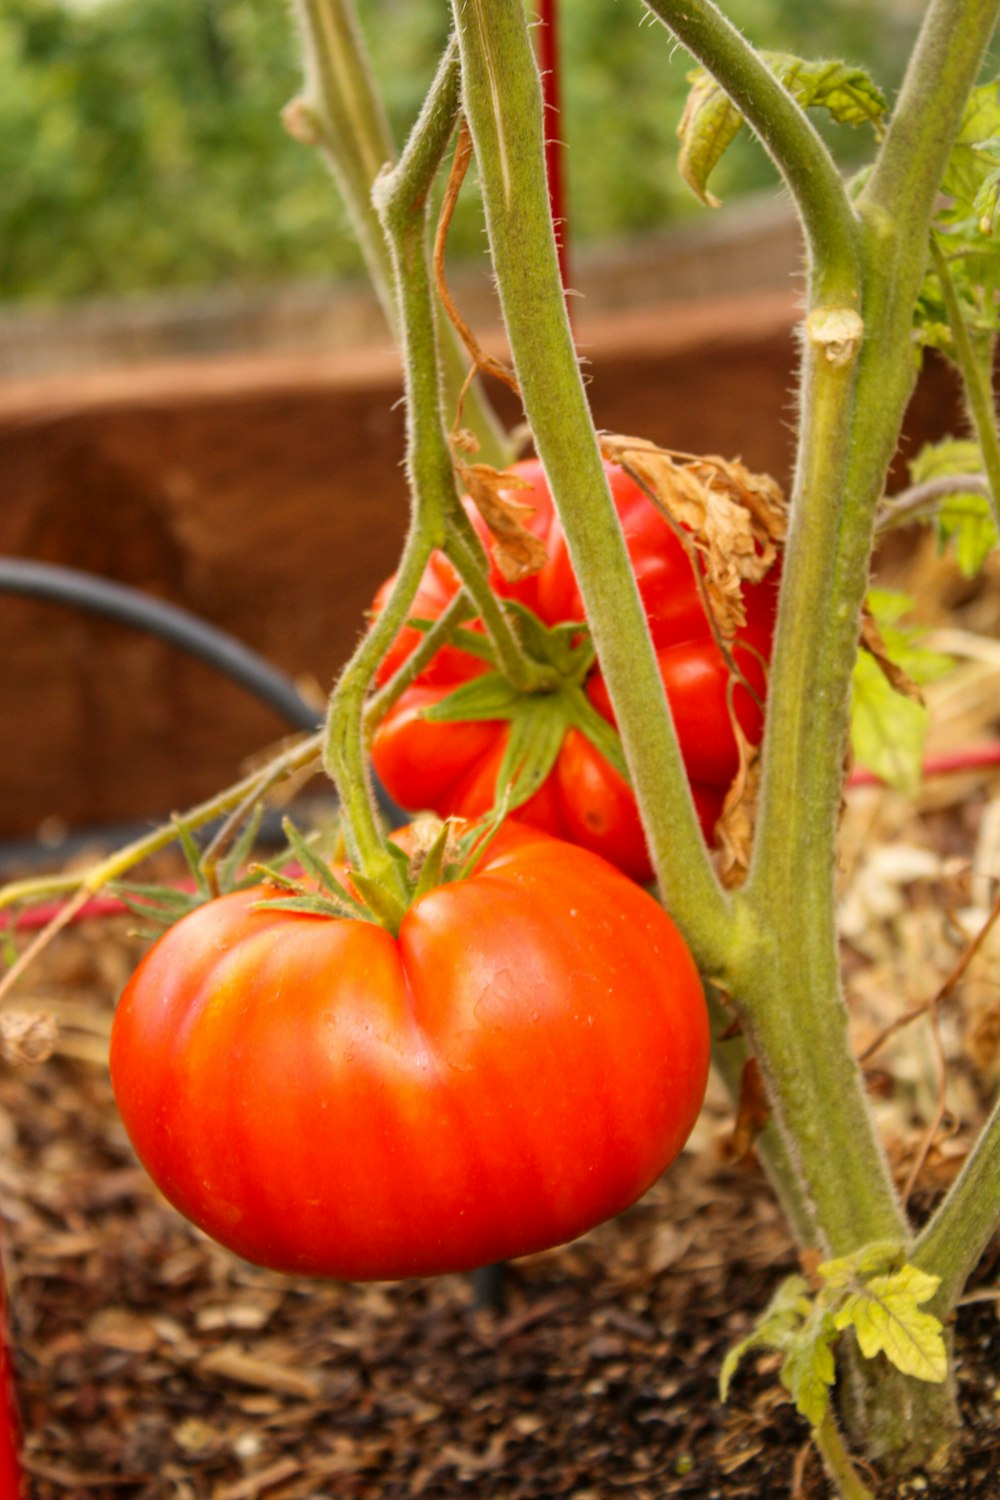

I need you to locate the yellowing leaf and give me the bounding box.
[457,462,548,583]
[833,1266,947,1384]
[850,651,929,796]
[780,1319,837,1428]
[678,53,887,206]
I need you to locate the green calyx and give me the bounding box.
[422,601,631,812]
[255,811,511,939]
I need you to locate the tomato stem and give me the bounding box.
[286,3,511,467]
[452,0,734,974]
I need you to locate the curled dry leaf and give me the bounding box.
[730,1056,772,1162]
[0,1008,58,1065]
[859,610,925,703]
[456,461,549,582]
[600,434,786,636]
[714,728,761,890]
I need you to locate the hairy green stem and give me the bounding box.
[914,1090,1000,1317]
[451,0,734,976]
[640,0,860,303]
[288,0,397,322]
[324,42,468,890]
[814,1411,876,1500]
[444,515,560,694]
[704,986,817,1249]
[364,591,475,736]
[0,733,323,918]
[860,0,1000,233]
[932,239,1000,530]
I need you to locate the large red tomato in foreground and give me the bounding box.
[372,460,778,882]
[110,827,709,1280]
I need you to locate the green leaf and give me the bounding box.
[941,82,1000,212]
[909,438,998,577]
[833,1266,947,1384]
[678,52,887,206]
[719,1275,812,1401]
[865,590,954,688]
[423,672,525,724]
[850,651,929,795]
[850,592,953,794]
[780,1315,837,1428]
[818,1241,905,1294]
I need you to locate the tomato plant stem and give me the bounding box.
[640,0,860,305]
[813,1411,876,1500]
[287,4,511,467]
[451,0,735,976]
[914,1090,1000,1318]
[931,238,1000,531]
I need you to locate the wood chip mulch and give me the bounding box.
[0,912,998,1500]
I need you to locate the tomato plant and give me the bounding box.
[372,459,779,881]
[109,825,709,1280]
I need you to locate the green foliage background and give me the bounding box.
[3,0,918,305]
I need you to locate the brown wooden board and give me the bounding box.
[0,291,963,838]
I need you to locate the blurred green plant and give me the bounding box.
[2,0,914,304]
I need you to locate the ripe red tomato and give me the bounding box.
[110,826,709,1280]
[372,460,778,882]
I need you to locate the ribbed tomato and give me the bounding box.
[109,825,709,1280]
[372,460,778,882]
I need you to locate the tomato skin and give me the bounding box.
[372,460,778,881]
[110,829,709,1281]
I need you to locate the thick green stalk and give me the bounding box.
[861,0,1000,233]
[932,239,1000,530]
[444,514,560,694]
[914,1092,1000,1318]
[641,0,859,302]
[451,0,734,976]
[287,5,511,466]
[288,0,397,323]
[704,986,816,1249]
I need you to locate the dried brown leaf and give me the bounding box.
[600,434,785,636]
[457,461,548,582]
[0,1008,58,1064]
[730,1057,772,1162]
[715,731,761,889]
[859,610,924,702]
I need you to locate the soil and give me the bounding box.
[1,901,999,1500]
[2,536,1000,1499]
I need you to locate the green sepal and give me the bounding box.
[217,804,266,892]
[496,698,570,813]
[347,870,408,936]
[409,821,453,902]
[423,671,525,723]
[502,600,593,682]
[252,893,379,924]
[279,818,368,916]
[407,615,499,667]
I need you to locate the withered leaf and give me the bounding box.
[731,1057,772,1162]
[456,461,548,583]
[600,434,786,637]
[859,610,925,703]
[714,731,761,890]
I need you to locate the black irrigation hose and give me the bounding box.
[0,557,323,732]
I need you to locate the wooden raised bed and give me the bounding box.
[0,286,963,840]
